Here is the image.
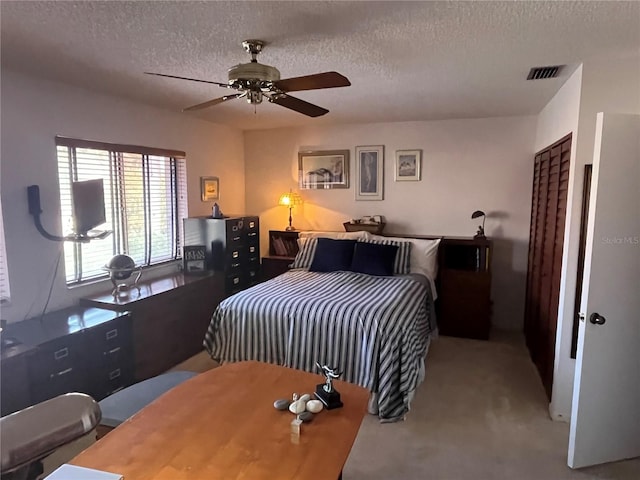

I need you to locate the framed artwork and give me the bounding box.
[183,245,207,274]
[201,176,219,201]
[395,150,422,181]
[298,150,349,189]
[355,145,384,201]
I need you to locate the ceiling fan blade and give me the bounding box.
[273,72,351,92]
[145,72,231,88]
[183,93,245,112]
[270,94,329,117]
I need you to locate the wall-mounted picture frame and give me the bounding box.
[298,150,349,189]
[395,150,422,181]
[201,176,219,201]
[355,145,384,201]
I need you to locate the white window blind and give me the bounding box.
[56,137,188,285]
[0,199,10,303]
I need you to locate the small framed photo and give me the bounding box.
[183,245,207,274]
[298,150,349,189]
[201,176,219,201]
[395,150,421,181]
[355,145,384,201]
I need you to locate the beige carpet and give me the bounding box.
[343,333,640,480]
[179,335,639,479]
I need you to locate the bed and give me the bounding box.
[203,232,441,422]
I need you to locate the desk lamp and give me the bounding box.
[279,190,303,231]
[471,210,486,239]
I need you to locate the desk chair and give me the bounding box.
[0,393,100,480]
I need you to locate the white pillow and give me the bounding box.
[369,235,441,280]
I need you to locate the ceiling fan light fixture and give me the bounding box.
[146,38,350,117]
[228,62,281,83]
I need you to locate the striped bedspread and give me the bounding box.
[203,270,434,421]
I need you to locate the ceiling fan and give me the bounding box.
[145,40,351,117]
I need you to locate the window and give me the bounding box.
[56,137,188,285]
[0,199,10,303]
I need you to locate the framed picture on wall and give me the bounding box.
[298,150,350,189]
[355,145,384,201]
[201,176,219,201]
[394,150,421,181]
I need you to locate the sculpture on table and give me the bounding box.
[314,362,343,409]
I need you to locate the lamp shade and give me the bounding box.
[471,210,485,219]
[279,191,303,207]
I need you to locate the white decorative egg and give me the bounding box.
[288,399,306,414]
[299,393,311,403]
[306,399,324,413]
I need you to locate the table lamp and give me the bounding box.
[471,210,486,239]
[279,190,303,231]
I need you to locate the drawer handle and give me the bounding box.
[231,263,241,268]
[232,251,240,258]
[248,232,257,237]
[109,368,121,380]
[232,225,238,232]
[233,277,240,285]
[232,236,241,242]
[249,221,255,228]
[104,346,121,356]
[249,246,256,253]
[249,271,256,278]
[50,367,73,379]
[54,347,69,360]
[106,329,118,340]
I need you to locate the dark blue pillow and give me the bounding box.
[309,238,357,272]
[350,241,399,276]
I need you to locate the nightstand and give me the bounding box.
[262,230,300,281]
[261,256,295,281]
[437,238,492,340]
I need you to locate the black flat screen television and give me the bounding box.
[72,178,106,234]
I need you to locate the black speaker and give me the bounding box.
[27,185,43,215]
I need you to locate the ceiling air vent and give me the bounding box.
[527,65,564,80]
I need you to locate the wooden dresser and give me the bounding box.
[184,216,261,294]
[81,272,224,381]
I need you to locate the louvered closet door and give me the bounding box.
[524,134,571,400]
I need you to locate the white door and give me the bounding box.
[568,113,640,468]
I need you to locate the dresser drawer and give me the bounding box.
[32,338,84,377]
[247,243,260,263]
[226,228,244,247]
[245,266,260,287]
[90,363,135,400]
[84,316,133,366]
[226,272,245,294]
[30,339,88,402]
[245,217,259,234]
[246,230,259,243]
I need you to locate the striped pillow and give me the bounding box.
[291,237,319,269]
[358,238,412,274]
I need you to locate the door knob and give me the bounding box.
[589,312,606,325]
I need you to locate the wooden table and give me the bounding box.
[71,361,369,480]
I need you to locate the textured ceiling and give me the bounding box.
[1,1,639,131]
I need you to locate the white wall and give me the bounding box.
[244,116,537,331]
[0,70,245,323]
[549,53,640,422]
